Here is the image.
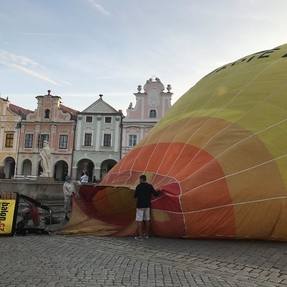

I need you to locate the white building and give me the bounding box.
[72,95,123,182]
[122,77,172,157]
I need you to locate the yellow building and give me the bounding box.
[0,97,31,178]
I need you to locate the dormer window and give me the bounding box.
[105,117,112,123]
[149,109,157,118]
[44,109,50,119]
[86,116,93,123]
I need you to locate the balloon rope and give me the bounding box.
[152,195,287,214]
[181,115,287,186]
[184,152,287,194]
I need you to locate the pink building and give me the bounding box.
[122,77,172,157]
[16,90,78,180]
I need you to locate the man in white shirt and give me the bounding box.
[63,176,77,220]
[80,172,89,184]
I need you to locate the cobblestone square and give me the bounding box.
[1,235,287,286]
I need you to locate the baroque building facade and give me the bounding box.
[122,77,172,157]
[0,97,31,178]
[15,90,78,180]
[0,78,173,181]
[72,95,123,182]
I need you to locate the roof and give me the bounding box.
[8,104,32,119]
[82,95,119,114]
[60,104,79,120]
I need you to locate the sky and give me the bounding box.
[0,0,287,113]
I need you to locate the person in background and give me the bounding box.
[63,176,77,220]
[134,175,160,239]
[80,171,89,184]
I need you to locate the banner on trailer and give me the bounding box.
[0,195,18,235]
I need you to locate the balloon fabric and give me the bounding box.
[63,44,287,241]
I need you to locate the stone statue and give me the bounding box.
[40,140,52,177]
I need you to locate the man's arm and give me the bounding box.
[134,186,138,198]
[150,184,160,197]
[63,183,67,194]
[71,183,77,195]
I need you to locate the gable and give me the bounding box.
[8,104,32,119]
[82,98,118,114]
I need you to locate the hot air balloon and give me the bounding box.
[63,44,287,240]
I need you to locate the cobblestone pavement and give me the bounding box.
[1,235,287,287]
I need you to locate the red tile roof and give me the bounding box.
[8,103,32,119]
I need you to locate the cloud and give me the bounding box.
[87,0,111,16]
[0,50,61,85]
[8,64,59,85]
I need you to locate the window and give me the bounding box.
[24,134,33,148]
[44,109,50,119]
[128,135,137,147]
[105,117,112,123]
[59,135,68,149]
[103,134,111,147]
[84,133,92,146]
[86,116,93,123]
[149,109,157,118]
[5,133,14,148]
[38,134,49,148]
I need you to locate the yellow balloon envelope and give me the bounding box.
[63,44,287,240]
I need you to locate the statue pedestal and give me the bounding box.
[37,177,55,183]
[14,175,38,181]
